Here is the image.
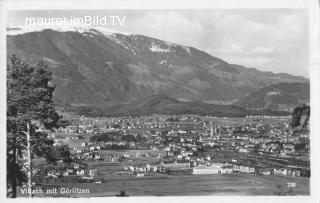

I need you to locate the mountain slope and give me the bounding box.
[236,82,310,111]
[7,26,308,109]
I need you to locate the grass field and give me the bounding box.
[23,173,309,197]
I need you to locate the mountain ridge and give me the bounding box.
[7,25,309,111]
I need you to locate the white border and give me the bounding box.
[0,0,312,9]
[0,0,319,203]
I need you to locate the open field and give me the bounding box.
[20,173,309,197]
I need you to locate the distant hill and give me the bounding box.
[60,94,290,117]
[236,82,309,111]
[106,94,248,117]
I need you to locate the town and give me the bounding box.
[27,113,310,196]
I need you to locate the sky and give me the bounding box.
[7,9,309,78]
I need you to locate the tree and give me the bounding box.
[7,55,60,198]
[291,105,310,128]
[48,145,71,163]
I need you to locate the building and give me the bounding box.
[161,161,190,169]
[233,165,255,173]
[192,166,219,175]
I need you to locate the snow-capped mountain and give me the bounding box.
[7,25,308,109]
[7,24,129,36]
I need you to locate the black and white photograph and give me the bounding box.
[1,0,320,201]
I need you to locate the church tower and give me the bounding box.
[210,122,214,138]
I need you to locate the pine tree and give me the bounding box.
[7,55,60,198]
